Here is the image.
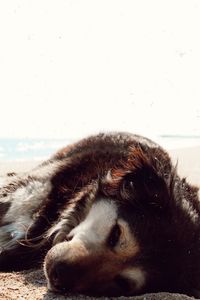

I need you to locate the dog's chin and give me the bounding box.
[44,276,126,297]
[45,280,137,297]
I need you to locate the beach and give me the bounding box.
[0,146,199,300]
[169,146,200,186]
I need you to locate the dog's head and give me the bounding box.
[44,147,198,296]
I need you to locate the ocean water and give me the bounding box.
[0,138,72,161]
[0,136,200,161]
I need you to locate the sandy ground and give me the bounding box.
[0,146,199,300]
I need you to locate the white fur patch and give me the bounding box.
[121,267,146,290]
[0,180,52,250]
[103,170,113,183]
[69,199,118,246]
[182,197,199,223]
[3,180,51,223]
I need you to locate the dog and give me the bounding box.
[0,132,200,297]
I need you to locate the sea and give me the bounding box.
[0,135,200,161]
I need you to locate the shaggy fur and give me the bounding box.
[0,132,199,297]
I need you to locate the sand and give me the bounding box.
[0,146,199,300]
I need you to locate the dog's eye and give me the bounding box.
[120,178,135,200]
[107,224,121,248]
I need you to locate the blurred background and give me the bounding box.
[0,0,200,160]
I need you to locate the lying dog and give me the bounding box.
[0,132,200,297]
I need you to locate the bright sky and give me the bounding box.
[0,1,199,139]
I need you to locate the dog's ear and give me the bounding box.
[119,147,170,211]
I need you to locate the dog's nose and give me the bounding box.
[50,261,78,292]
[51,261,69,289]
[53,261,66,282]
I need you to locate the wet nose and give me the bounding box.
[53,261,66,282]
[50,261,79,292]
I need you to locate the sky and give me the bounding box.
[0,0,200,139]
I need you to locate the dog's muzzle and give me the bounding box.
[44,239,92,293]
[44,238,130,296]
